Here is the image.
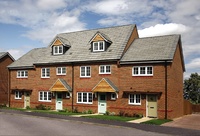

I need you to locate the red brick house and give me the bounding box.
[8,24,185,119]
[0,52,14,105]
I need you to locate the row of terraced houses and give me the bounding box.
[1,24,185,119]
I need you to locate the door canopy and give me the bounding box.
[92,78,119,93]
[49,78,72,92]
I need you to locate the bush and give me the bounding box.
[104,111,110,115]
[119,110,125,116]
[26,106,31,109]
[36,104,46,110]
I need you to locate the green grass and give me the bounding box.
[1,107,83,116]
[141,119,172,125]
[83,115,141,122]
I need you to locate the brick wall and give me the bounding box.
[0,55,14,105]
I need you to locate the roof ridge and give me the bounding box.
[138,34,180,39]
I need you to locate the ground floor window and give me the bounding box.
[129,94,141,105]
[77,92,92,104]
[39,91,51,102]
[15,91,22,99]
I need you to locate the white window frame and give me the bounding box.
[132,66,153,76]
[15,91,22,99]
[66,92,70,98]
[111,93,116,100]
[53,46,63,55]
[80,66,91,78]
[39,91,52,102]
[77,92,93,104]
[41,68,50,78]
[56,67,66,75]
[93,41,105,52]
[99,65,111,74]
[17,70,28,78]
[129,94,141,105]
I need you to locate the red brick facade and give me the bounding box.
[0,53,14,105]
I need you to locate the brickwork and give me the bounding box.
[0,54,14,105]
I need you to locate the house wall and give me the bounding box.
[0,55,14,105]
[167,43,184,119]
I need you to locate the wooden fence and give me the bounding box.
[184,100,200,115]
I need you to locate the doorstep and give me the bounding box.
[128,117,153,123]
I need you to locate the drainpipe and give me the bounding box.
[72,63,74,112]
[165,61,168,119]
[8,68,10,107]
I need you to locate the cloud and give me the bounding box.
[138,23,190,38]
[7,49,26,60]
[186,58,200,69]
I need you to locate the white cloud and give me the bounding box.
[138,23,190,38]
[7,49,26,60]
[186,58,200,69]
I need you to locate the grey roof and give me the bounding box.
[59,78,72,92]
[104,78,119,92]
[0,52,15,61]
[8,24,136,68]
[120,35,181,63]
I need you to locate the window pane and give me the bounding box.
[106,66,110,73]
[46,68,50,77]
[129,94,134,103]
[133,67,138,75]
[48,92,51,100]
[81,67,85,76]
[140,67,145,74]
[86,67,90,76]
[83,93,87,102]
[54,46,58,53]
[62,67,66,74]
[147,67,152,74]
[57,68,61,74]
[99,42,104,50]
[59,46,63,53]
[44,92,47,100]
[88,93,92,102]
[100,66,104,73]
[25,71,28,77]
[78,93,82,102]
[40,92,43,100]
[93,43,98,50]
[136,94,141,103]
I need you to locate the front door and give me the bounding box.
[147,94,157,118]
[98,93,107,114]
[56,92,63,110]
[24,92,30,108]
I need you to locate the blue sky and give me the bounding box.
[0,0,200,78]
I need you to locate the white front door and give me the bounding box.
[98,93,107,114]
[147,94,157,118]
[56,92,63,110]
[24,92,30,108]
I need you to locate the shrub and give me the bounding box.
[119,110,125,116]
[36,104,46,110]
[104,111,110,115]
[26,106,31,109]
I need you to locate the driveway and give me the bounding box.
[162,114,200,130]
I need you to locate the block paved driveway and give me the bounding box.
[162,113,200,130]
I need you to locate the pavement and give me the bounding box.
[162,113,200,130]
[128,117,153,123]
[1,109,200,136]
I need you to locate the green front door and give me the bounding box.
[147,95,157,117]
[98,93,107,114]
[56,92,63,110]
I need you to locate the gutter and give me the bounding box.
[72,63,74,112]
[165,61,168,119]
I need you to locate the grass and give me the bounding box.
[141,119,172,125]
[1,107,83,116]
[83,115,141,122]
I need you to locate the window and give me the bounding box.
[57,67,66,75]
[17,70,28,78]
[129,94,141,105]
[39,91,51,102]
[99,65,111,74]
[93,41,105,52]
[80,66,91,77]
[53,46,63,55]
[111,93,116,100]
[66,92,70,98]
[15,91,22,99]
[41,68,50,78]
[132,66,153,76]
[77,92,93,104]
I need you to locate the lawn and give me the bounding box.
[141,119,172,125]
[83,115,141,122]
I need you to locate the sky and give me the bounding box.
[0,0,199,79]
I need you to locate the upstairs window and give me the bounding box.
[17,70,28,78]
[57,67,66,75]
[93,41,105,52]
[80,66,91,77]
[99,65,111,74]
[41,68,50,78]
[53,46,63,55]
[132,66,153,76]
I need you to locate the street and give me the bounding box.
[0,112,167,136]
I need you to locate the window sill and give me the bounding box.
[129,103,141,106]
[77,102,93,104]
[39,100,52,102]
[15,98,22,100]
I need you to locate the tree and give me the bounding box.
[184,73,200,104]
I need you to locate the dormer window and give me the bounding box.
[53,46,63,55]
[93,41,105,52]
